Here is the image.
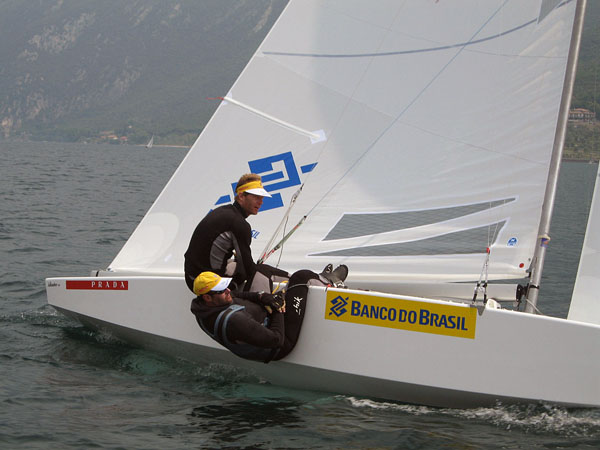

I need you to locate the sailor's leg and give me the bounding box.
[246,270,272,292]
[246,263,290,292]
[273,269,321,360]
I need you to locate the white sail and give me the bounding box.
[109,0,577,287]
[145,135,154,149]
[569,164,600,324]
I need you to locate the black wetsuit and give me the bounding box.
[191,292,285,362]
[190,270,317,362]
[184,202,255,292]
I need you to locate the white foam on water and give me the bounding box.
[345,396,600,436]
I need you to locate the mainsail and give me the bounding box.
[109,1,578,287]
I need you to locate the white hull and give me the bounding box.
[46,276,600,408]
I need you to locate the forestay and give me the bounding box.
[109,1,577,287]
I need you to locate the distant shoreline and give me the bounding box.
[0,137,595,160]
[140,144,190,149]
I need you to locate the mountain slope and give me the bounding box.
[0,0,287,144]
[572,0,600,116]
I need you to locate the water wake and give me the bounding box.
[346,396,600,436]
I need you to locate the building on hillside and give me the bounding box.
[569,108,595,122]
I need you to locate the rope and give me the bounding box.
[523,297,543,315]
[472,247,491,304]
[258,185,303,264]
[258,215,306,265]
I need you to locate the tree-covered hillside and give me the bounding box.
[571,0,600,118]
[0,0,287,145]
[564,0,600,161]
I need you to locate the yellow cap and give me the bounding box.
[193,271,232,296]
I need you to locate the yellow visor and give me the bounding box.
[236,180,271,197]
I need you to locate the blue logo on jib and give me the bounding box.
[213,151,317,212]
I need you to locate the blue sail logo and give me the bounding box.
[213,151,317,212]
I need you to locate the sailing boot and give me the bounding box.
[321,264,348,288]
[320,263,333,275]
[318,263,334,284]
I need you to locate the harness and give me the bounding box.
[199,304,279,363]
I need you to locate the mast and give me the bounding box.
[525,0,587,313]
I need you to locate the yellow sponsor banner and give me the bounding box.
[325,290,477,339]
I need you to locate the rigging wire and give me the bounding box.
[472,247,491,305]
[258,185,303,264]
[274,202,291,269]
[473,201,504,305]
[523,297,543,315]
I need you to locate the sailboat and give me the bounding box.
[145,135,154,149]
[46,0,600,408]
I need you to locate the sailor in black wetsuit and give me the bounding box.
[184,173,288,293]
[191,271,307,362]
[190,262,350,362]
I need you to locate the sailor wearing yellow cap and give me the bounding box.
[190,271,289,362]
[190,268,350,362]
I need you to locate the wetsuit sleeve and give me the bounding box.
[231,291,260,302]
[230,219,256,286]
[227,311,285,349]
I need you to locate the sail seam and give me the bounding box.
[264,19,533,59]
[263,1,573,60]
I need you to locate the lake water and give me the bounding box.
[1,140,599,449]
